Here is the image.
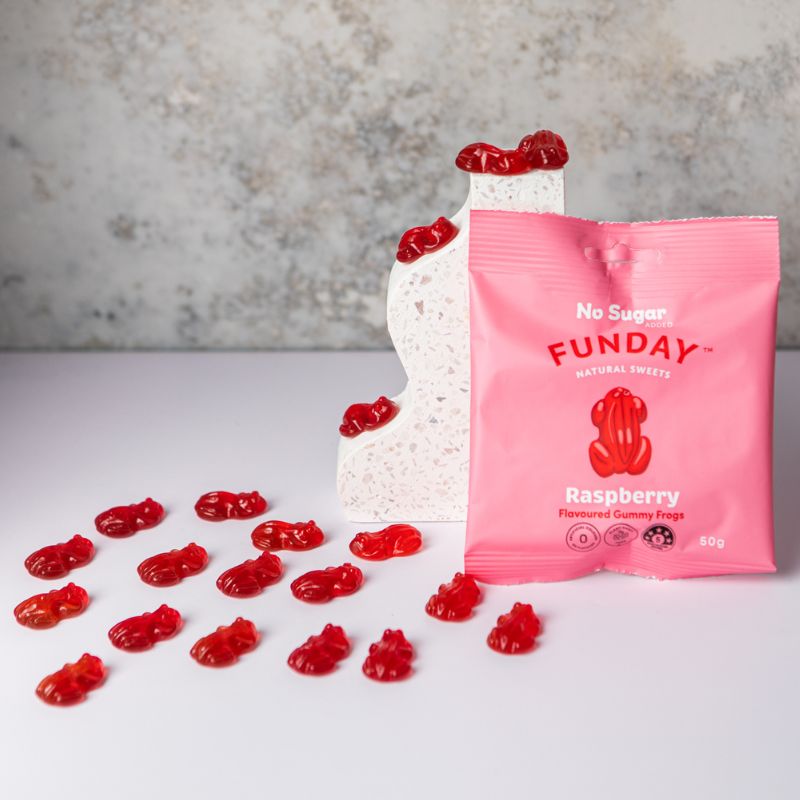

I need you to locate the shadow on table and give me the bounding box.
[773,358,800,575]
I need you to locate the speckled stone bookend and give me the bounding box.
[337,144,566,521]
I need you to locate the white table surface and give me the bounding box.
[0,351,798,800]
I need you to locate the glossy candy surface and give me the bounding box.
[14,582,89,629]
[339,396,399,438]
[396,216,459,264]
[137,542,208,587]
[24,534,95,579]
[251,520,324,551]
[216,552,283,598]
[108,604,183,651]
[425,572,481,621]
[456,130,569,175]
[339,395,400,439]
[487,602,541,654]
[36,653,106,706]
[94,497,164,537]
[362,629,414,682]
[349,524,423,561]
[290,563,363,603]
[194,490,268,521]
[589,387,652,477]
[190,617,259,667]
[287,624,351,675]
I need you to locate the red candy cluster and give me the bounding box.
[194,490,268,521]
[396,216,459,264]
[95,498,164,538]
[288,624,351,676]
[349,524,422,561]
[25,534,94,579]
[339,396,399,438]
[109,605,183,652]
[216,552,283,598]
[20,487,543,702]
[14,582,90,629]
[36,653,106,706]
[190,618,260,667]
[456,130,569,175]
[290,563,363,604]
[251,520,324,551]
[362,629,414,682]
[487,603,541,655]
[137,543,208,587]
[20,131,561,704]
[425,572,481,621]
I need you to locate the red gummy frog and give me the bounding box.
[287,624,351,676]
[94,497,165,537]
[456,130,569,175]
[194,490,268,521]
[108,604,183,652]
[425,572,481,621]
[290,563,364,604]
[137,542,208,587]
[487,602,541,655]
[396,216,459,264]
[251,520,324,551]
[14,582,90,629]
[339,396,399,438]
[190,617,259,667]
[24,534,95,579]
[589,387,652,477]
[349,524,423,561]
[216,552,283,598]
[36,653,106,706]
[362,629,414,682]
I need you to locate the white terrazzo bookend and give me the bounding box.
[337,168,565,521]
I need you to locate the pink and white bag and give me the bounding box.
[466,211,780,582]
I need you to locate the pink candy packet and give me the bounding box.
[466,211,780,582]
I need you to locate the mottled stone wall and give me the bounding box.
[1,0,798,349]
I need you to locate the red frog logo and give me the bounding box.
[589,387,652,477]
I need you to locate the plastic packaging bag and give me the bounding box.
[466,211,780,582]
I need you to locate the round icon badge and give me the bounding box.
[642,524,675,551]
[566,523,601,552]
[604,523,638,547]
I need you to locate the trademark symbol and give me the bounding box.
[703,347,714,353]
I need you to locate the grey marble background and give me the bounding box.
[1,0,798,349]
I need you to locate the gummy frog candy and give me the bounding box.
[14,582,90,629]
[287,624,351,676]
[194,490,268,521]
[487,602,541,654]
[137,542,208,587]
[190,617,259,667]
[251,519,324,551]
[589,387,651,477]
[349,524,423,561]
[24,534,95,579]
[36,653,106,706]
[216,551,283,598]
[456,130,568,175]
[94,497,164,537]
[108,604,183,651]
[362,629,414,682]
[425,572,481,621]
[396,216,459,264]
[339,396,399,438]
[290,563,364,603]
[518,130,569,169]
